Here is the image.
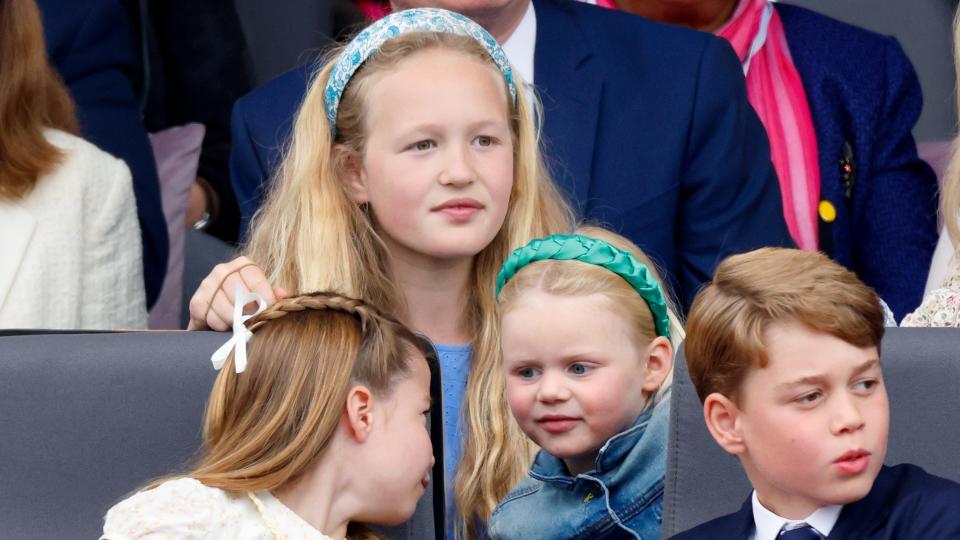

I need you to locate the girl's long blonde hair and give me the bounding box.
[497,226,684,409]
[244,31,574,537]
[944,8,960,249]
[162,293,427,540]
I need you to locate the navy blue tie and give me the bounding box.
[778,524,824,540]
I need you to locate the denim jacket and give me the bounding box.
[487,399,669,540]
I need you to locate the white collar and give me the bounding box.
[500,0,536,85]
[249,491,334,539]
[750,490,842,540]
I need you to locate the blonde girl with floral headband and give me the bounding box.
[187,8,574,538]
[102,292,436,539]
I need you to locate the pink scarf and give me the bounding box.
[717,0,820,250]
[356,0,391,21]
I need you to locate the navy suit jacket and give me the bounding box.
[230,0,792,307]
[39,0,168,307]
[670,464,960,540]
[777,4,938,321]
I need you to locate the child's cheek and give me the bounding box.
[506,384,534,427]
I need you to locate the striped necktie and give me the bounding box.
[778,523,824,539]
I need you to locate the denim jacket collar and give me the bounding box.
[488,397,670,540]
[528,395,670,487]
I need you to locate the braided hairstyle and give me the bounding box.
[245,292,387,333]
[181,292,428,523]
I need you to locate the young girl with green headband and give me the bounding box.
[488,226,683,540]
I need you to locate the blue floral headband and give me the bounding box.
[323,7,517,134]
[496,234,672,339]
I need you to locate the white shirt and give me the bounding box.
[500,0,537,86]
[101,477,333,540]
[749,490,842,540]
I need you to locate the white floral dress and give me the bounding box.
[101,477,334,540]
[902,262,960,327]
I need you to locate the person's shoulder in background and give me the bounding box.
[230,62,316,236]
[37,0,168,308]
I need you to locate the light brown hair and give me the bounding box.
[685,248,885,403]
[0,0,79,200]
[243,31,574,535]
[157,292,428,539]
[497,225,684,408]
[944,7,960,249]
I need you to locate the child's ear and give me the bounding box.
[703,392,746,456]
[641,336,673,393]
[344,385,375,443]
[334,144,369,204]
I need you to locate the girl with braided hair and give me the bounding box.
[187,8,573,538]
[488,226,682,539]
[102,292,436,539]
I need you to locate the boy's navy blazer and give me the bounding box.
[38,0,168,307]
[670,465,960,540]
[776,4,938,320]
[229,0,792,309]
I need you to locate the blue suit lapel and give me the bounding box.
[827,466,895,539]
[776,4,847,249]
[732,495,757,539]
[531,0,601,210]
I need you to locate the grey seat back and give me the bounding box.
[0,331,443,539]
[662,327,960,538]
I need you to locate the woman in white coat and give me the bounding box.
[0,0,146,329]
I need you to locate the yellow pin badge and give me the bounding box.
[819,200,836,223]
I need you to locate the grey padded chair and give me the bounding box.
[0,331,443,539]
[662,327,960,538]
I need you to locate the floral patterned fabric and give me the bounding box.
[324,7,516,131]
[902,260,960,328]
[101,478,332,540]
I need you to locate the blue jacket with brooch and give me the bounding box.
[776,4,939,320]
[487,399,669,540]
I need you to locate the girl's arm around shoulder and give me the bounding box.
[100,478,229,540]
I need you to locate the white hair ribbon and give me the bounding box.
[210,284,268,374]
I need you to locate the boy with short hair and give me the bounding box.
[672,247,960,540]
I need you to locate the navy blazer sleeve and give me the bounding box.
[852,37,938,319]
[677,38,793,304]
[40,0,168,307]
[229,65,312,239]
[230,97,268,238]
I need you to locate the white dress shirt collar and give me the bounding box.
[500,0,537,85]
[750,490,842,540]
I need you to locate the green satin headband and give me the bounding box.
[495,234,672,339]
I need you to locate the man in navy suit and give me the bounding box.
[38,0,168,308]
[675,248,960,540]
[230,0,793,308]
